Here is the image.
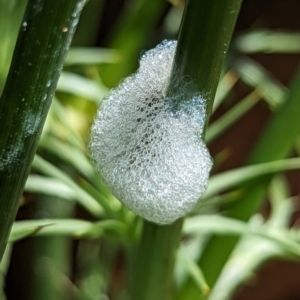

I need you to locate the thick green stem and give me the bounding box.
[0,0,84,261]
[170,0,242,123]
[131,1,241,299]
[132,219,183,300]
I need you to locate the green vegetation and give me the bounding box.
[1,0,300,299]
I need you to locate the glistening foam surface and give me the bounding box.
[90,40,212,224]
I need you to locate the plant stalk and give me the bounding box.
[0,0,85,261]
[131,0,242,299]
[131,219,183,300]
[170,0,242,124]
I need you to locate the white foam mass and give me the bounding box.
[90,40,213,224]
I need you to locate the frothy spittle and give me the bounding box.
[90,40,212,224]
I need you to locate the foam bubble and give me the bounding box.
[90,40,213,224]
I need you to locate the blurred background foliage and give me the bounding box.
[1,0,300,299]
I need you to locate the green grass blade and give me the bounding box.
[57,72,108,103]
[234,57,287,109]
[39,136,95,181]
[32,155,103,218]
[10,219,93,242]
[212,70,239,113]
[268,176,292,228]
[0,0,85,261]
[177,250,210,296]
[184,215,249,236]
[184,215,300,256]
[65,47,120,66]
[235,30,300,54]
[25,175,75,201]
[9,219,126,242]
[207,89,261,143]
[79,179,122,218]
[192,191,242,214]
[0,244,12,300]
[49,98,85,148]
[204,157,300,199]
